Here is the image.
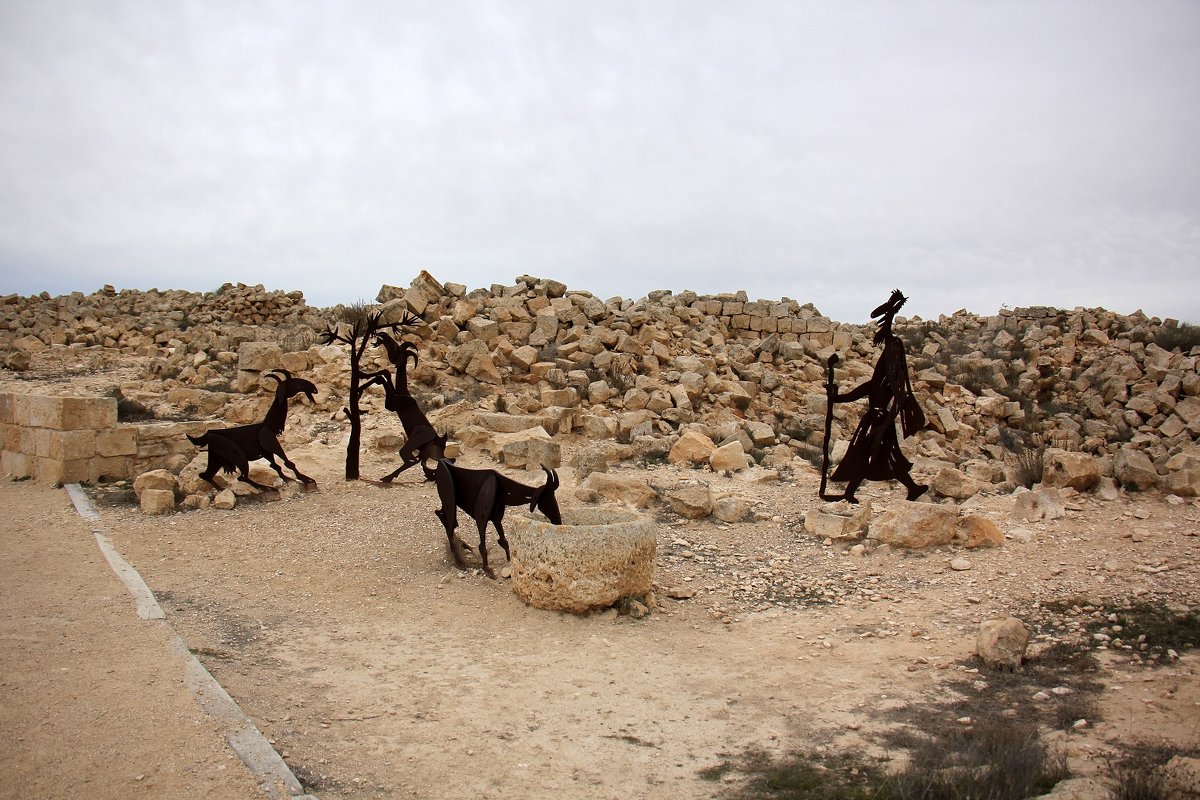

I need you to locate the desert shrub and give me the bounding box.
[1107,741,1200,800]
[708,749,889,800]
[1154,323,1200,353]
[887,718,1067,800]
[1000,427,1045,488]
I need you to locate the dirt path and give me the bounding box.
[0,479,264,800]
[2,442,1199,799]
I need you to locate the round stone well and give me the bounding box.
[507,507,656,614]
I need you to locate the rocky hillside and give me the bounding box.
[3,272,1198,497]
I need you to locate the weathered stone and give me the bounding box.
[1113,445,1158,491]
[713,495,751,523]
[139,488,175,515]
[236,340,283,373]
[930,468,985,501]
[1162,448,1200,497]
[957,515,1004,548]
[1030,777,1114,800]
[804,501,872,540]
[509,507,656,614]
[1011,487,1067,521]
[668,430,716,465]
[575,472,657,508]
[868,501,958,549]
[977,617,1029,669]
[1042,449,1101,491]
[133,468,178,499]
[709,440,749,472]
[212,488,237,509]
[668,481,714,519]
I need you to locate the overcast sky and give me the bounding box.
[1,0,1197,323]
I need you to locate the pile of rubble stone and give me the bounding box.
[3,270,1199,506]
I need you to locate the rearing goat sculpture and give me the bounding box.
[363,330,448,482]
[187,369,317,491]
[432,458,561,578]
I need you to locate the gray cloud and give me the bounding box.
[2,0,1198,322]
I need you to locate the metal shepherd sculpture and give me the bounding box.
[821,289,927,503]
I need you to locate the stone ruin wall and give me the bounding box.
[2,273,1199,496]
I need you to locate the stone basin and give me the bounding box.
[508,507,656,614]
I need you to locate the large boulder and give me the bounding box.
[930,468,985,501]
[575,473,658,509]
[133,468,178,499]
[509,508,657,614]
[804,501,872,540]
[868,501,958,549]
[1042,449,1101,492]
[1011,487,1066,522]
[977,617,1029,669]
[1113,445,1159,491]
[667,481,714,519]
[1162,448,1200,497]
[668,430,716,465]
[957,515,1004,548]
[139,488,175,515]
[709,440,749,472]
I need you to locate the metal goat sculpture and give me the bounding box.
[432,458,561,578]
[187,369,317,492]
[820,289,927,503]
[362,329,448,482]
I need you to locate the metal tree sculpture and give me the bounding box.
[319,305,418,480]
[821,289,928,503]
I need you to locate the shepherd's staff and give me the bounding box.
[819,353,840,500]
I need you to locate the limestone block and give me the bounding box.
[1162,448,1200,497]
[34,456,90,484]
[1010,487,1066,521]
[805,501,872,540]
[540,387,579,408]
[957,515,1004,548]
[465,353,503,384]
[709,440,749,472]
[473,413,547,434]
[709,496,748,522]
[466,316,499,342]
[575,472,657,508]
[510,345,540,371]
[976,617,1029,669]
[930,468,984,501]
[509,507,656,614]
[47,430,96,462]
[134,468,179,499]
[27,396,117,431]
[139,488,175,515]
[1042,448,1101,491]
[581,414,619,439]
[1113,445,1158,491]
[237,340,283,373]
[213,488,237,509]
[744,420,776,447]
[667,481,714,519]
[668,430,716,465]
[502,435,562,471]
[91,456,132,482]
[94,427,137,458]
[0,393,14,424]
[1,450,32,478]
[868,501,958,549]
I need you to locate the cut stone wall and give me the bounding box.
[0,391,206,483]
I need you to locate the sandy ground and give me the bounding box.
[3,428,1198,799]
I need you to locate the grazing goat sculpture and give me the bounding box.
[363,331,447,482]
[187,369,317,491]
[432,459,561,578]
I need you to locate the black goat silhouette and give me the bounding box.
[432,459,561,578]
[187,369,317,492]
[363,331,448,482]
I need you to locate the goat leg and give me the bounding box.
[493,518,511,562]
[476,518,495,579]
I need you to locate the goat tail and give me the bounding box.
[187,433,208,449]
